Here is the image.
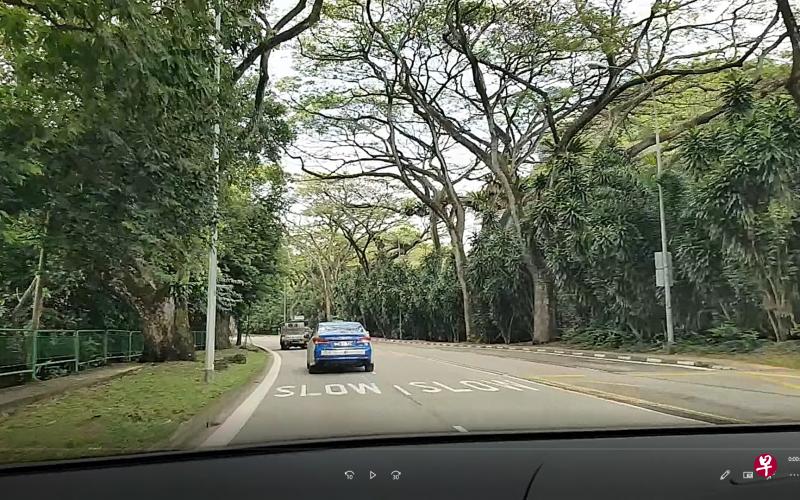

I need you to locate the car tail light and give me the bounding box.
[312,336,329,344]
[358,336,371,343]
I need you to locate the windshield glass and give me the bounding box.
[1,0,799,466]
[317,323,364,333]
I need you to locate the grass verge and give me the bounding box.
[695,345,800,370]
[0,348,267,465]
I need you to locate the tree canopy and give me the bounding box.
[2,0,799,365]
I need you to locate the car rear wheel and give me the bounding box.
[364,362,374,372]
[307,363,321,374]
[280,343,287,350]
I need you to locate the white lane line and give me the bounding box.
[388,350,538,390]
[201,348,283,448]
[393,384,413,396]
[452,425,468,433]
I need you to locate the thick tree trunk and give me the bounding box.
[531,263,557,344]
[215,312,233,349]
[324,288,333,321]
[447,226,476,342]
[430,211,441,251]
[777,0,800,109]
[494,173,558,344]
[174,296,191,347]
[140,297,194,361]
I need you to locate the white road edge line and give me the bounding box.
[201,347,283,448]
[452,425,468,433]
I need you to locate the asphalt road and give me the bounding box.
[229,337,711,446]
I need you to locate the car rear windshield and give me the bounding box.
[318,324,363,334]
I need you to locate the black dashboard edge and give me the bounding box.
[2,422,799,476]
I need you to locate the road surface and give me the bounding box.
[224,336,800,446]
[230,337,705,445]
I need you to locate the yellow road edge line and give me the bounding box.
[742,371,800,380]
[586,381,642,387]
[741,372,800,391]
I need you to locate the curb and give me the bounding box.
[198,342,283,448]
[166,347,273,449]
[375,338,736,370]
[0,365,144,414]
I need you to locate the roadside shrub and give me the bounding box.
[225,353,247,364]
[561,326,651,349]
[677,323,765,353]
[37,365,70,380]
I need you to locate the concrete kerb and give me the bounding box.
[166,345,274,449]
[374,338,736,370]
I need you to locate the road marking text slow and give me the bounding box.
[272,379,538,398]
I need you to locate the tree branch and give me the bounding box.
[232,0,324,83]
[2,0,92,31]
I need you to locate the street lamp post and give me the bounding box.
[588,63,675,352]
[204,2,222,383]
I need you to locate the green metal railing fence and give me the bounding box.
[1,329,210,381]
[193,330,205,350]
[0,329,145,381]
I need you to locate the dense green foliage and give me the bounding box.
[284,0,799,352]
[335,252,462,341]
[3,0,799,362]
[302,84,800,350]
[0,1,289,360]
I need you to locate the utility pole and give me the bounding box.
[588,62,675,352]
[652,95,676,352]
[204,2,222,383]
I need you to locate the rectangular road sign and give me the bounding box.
[654,251,673,287]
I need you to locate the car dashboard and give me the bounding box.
[1,426,798,500]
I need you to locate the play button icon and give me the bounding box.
[369,471,376,480]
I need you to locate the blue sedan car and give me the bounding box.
[306,321,373,373]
